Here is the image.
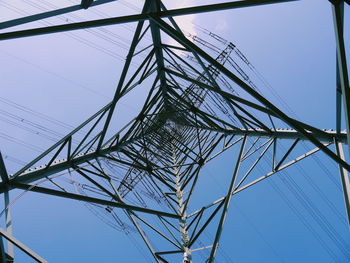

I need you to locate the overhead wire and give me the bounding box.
[183,31,346,260]
[277,143,347,225]
[208,28,344,190]
[2,155,27,166]
[1,1,346,262]
[144,24,347,261]
[267,179,340,262]
[0,1,126,61]
[0,115,61,142]
[203,164,285,263]
[190,25,349,259]
[20,0,126,60]
[226,32,349,257]
[280,171,350,258]
[0,96,80,131]
[0,1,147,156]
[247,143,349,260]
[0,132,45,152]
[0,161,153,263]
[0,108,65,138]
[230,136,342,261]
[155,18,349,262]
[31,0,131,49]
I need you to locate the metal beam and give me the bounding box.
[106,172,162,263]
[207,136,246,262]
[153,16,350,171]
[191,127,347,144]
[0,236,6,263]
[11,103,111,179]
[0,0,116,30]
[11,183,180,219]
[187,143,330,219]
[0,153,13,259]
[336,59,342,133]
[149,1,169,107]
[159,0,298,17]
[0,133,144,192]
[165,67,336,140]
[127,212,162,263]
[0,228,47,263]
[96,0,151,150]
[0,127,343,195]
[331,1,350,154]
[172,143,192,262]
[335,141,350,227]
[0,0,298,41]
[0,153,9,184]
[81,0,94,9]
[3,192,13,259]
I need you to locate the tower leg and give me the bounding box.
[173,145,192,263]
[4,192,13,259]
[0,235,6,263]
[335,141,350,227]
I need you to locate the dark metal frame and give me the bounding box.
[0,0,349,262]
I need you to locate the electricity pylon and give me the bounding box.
[0,0,349,262]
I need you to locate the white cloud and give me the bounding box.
[215,19,229,33]
[164,0,197,50]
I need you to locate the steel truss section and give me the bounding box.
[0,0,349,262]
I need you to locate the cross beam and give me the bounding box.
[11,183,180,219]
[0,0,298,41]
[0,128,344,195]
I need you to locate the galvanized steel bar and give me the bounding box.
[0,0,116,30]
[331,1,350,153]
[207,136,246,262]
[0,228,47,263]
[12,183,180,219]
[0,0,298,41]
[153,17,350,171]
[335,141,350,227]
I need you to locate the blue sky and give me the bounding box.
[0,0,349,262]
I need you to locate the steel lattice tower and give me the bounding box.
[0,0,349,262]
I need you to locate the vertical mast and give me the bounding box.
[172,140,191,263]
